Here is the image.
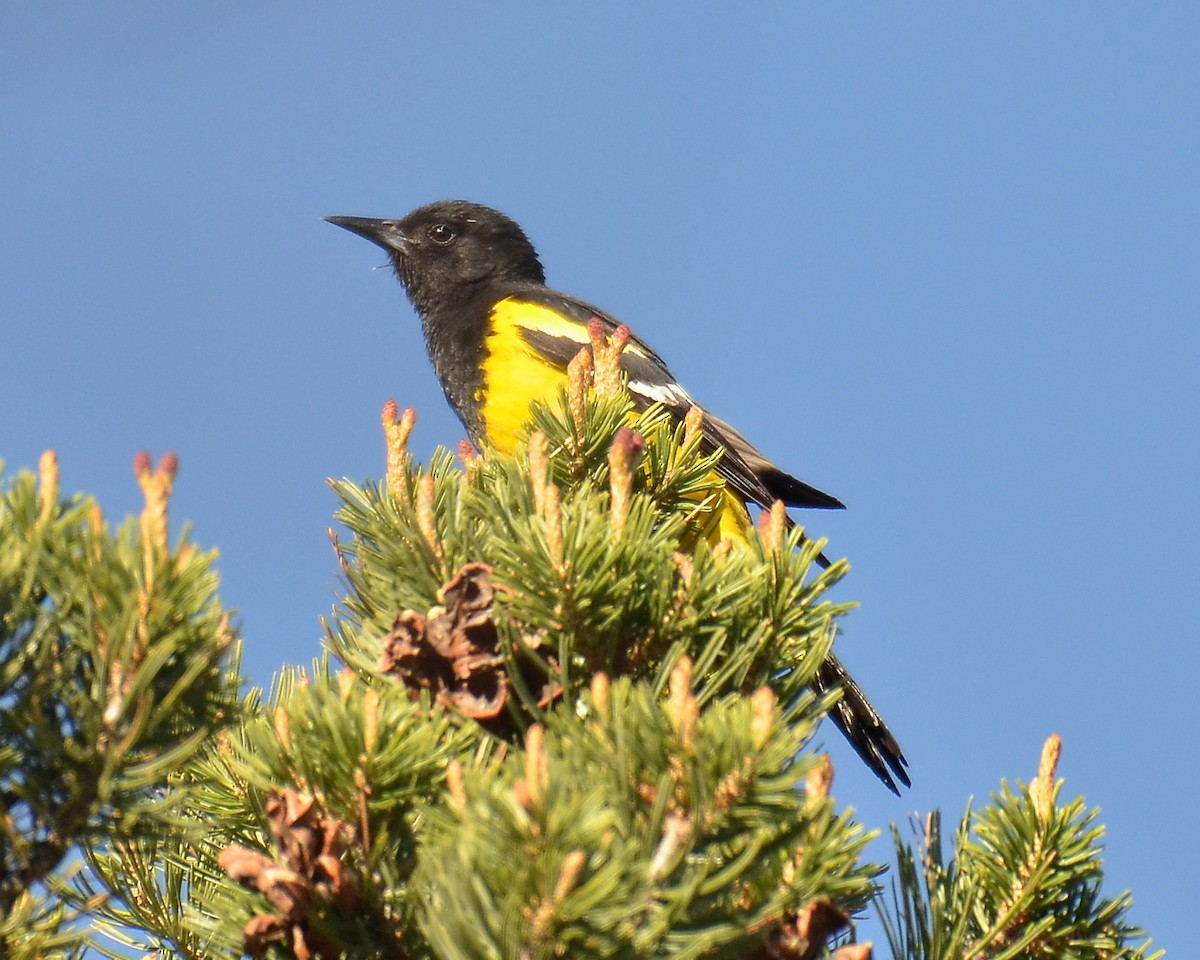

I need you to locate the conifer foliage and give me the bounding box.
[0,328,1158,958]
[0,451,238,958]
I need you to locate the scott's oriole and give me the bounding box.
[326,200,909,792]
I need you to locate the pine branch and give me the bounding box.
[875,736,1160,960]
[0,451,241,957]
[178,359,875,958]
[329,379,851,739]
[413,669,877,960]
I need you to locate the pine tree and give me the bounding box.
[0,329,1159,959]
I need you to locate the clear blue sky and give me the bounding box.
[3,5,1196,954]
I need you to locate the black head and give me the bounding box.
[325,200,545,317]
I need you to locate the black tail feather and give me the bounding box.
[813,653,909,794]
[759,465,846,511]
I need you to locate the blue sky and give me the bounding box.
[3,4,1196,954]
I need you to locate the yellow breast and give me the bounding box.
[478,298,589,455]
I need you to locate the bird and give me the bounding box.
[325,200,909,793]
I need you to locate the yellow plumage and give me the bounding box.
[481,297,754,545]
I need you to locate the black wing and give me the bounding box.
[506,286,844,516]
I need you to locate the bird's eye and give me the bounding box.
[428,223,456,245]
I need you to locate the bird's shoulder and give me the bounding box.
[488,283,675,381]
